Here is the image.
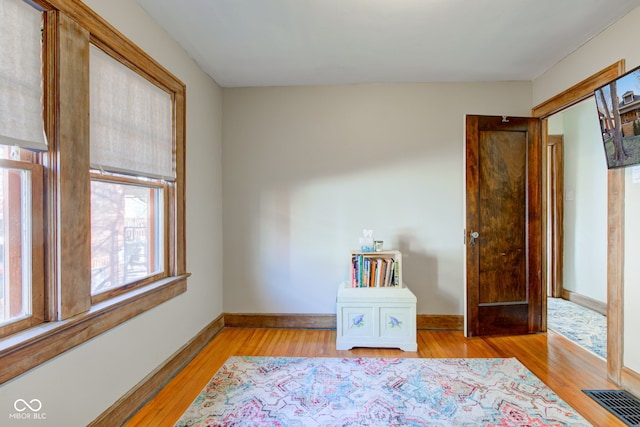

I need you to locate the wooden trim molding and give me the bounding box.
[531,60,625,118]
[224,313,337,329]
[608,168,625,384]
[38,0,183,93]
[89,313,224,427]
[417,315,463,331]
[57,10,92,319]
[560,290,607,316]
[622,366,640,399]
[0,276,188,384]
[547,135,564,300]
[540,122,549,332]
[223,313,464,331]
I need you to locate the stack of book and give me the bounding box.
[350,254,399,288]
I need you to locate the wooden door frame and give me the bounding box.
[531,59,625,384]
[547,135,564,299]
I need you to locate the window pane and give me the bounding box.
[0,167,33,326]
[91,180,164,295]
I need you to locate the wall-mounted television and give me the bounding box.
[594,64,640,169]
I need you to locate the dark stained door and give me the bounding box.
[465,115,543,337]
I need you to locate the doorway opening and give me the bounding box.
[545,97,608,359]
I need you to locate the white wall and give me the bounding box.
[533,5,640,383]
[551,98,608,302]
[222,82,532,315]
[0,0,223,425]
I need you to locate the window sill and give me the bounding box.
[0,274,189,384]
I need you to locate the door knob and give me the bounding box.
[469,231,479,246]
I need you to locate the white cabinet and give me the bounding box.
[336,250,417,351]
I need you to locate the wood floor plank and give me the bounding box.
[125,328,624,426]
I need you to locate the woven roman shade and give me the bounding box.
[90,45,174,180]
[0,0,47,151]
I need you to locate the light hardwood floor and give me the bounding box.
[126,328,623,426]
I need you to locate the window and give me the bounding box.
[90,178,165,298]
[0,0,187,384]
[0,154,44,338]
[89,45,172,301]
[0,0,45,339]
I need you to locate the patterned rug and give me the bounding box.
[547,297,607,359]
[174,356,590,427]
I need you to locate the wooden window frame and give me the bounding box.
[0,159,44,338]
[89,172,169,305]
[0,0,188,384]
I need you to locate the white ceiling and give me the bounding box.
[135,0,640,88]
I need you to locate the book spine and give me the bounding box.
[393,259,399,286]
[363,258,369,287]
[375,259,383,287]
[369,259,377,288]
[351,255,357,287]
[383,258,391,287]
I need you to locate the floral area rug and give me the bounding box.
[174,356,590,427]
[547,297,607,359]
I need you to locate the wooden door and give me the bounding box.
[465,115,543,337]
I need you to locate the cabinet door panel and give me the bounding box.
[340,306,375,338]
[380,307,413,338]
